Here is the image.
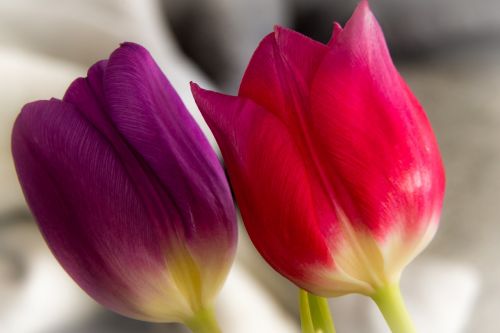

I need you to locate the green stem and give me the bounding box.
[371,284,416,333]
[299,289,336,333]
[184,307,222,333]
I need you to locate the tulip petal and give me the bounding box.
[12,100,176,319]
[103,43,236,253]
[104,44,237,308]
[63,62,177,246]
[239,26,328,124]
[191,1,445,296]
[309,1,444,252]
[192,83,338,291]
[327,22,343,47]
[63,46,236,311]
[14,43,237,322]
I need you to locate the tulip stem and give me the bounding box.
[185,307,222,333]
[299,289,336,333]
[371,283,416,333]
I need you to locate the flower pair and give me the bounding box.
[12,1,444,332]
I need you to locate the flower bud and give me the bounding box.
[12,43,237,322]
[191,1,444,297]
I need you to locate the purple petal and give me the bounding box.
[101,43,236,256]
[63,60,175,229]
[13,43,237,321]
[12,100,166,319]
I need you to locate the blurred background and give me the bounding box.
[1,0,499,332]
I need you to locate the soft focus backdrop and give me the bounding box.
[1,0,499,332]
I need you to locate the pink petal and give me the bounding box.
[327,22,344,47]
[239,26,328,125]
[12,100,165,319]
[308,1,445,241]
[192,83,337,288]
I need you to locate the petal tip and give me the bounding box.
[359,0,370,9]
[272,25,286,37]
[189,81,200,91]
[353,0,375,22]
[333,22,343,33]
[338,0,384,49]
[272,24,315,46]
[190,83,219,118]
[111,42,152,65]
[190,82,208,102]
[13,99,64,144]
[328,22,344,46]
[118,41,144,51]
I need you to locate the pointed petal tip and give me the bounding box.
[359,0,370,9]
[272,24,283,34]
[272,24,318,45]
[189,81,201,94]
[190,82,216,115]
[190,82,211,104]
[272,25,286,43]
[272,25,295,45]
[353,0,374,21]
[328,22,344,46]
[333,22,343,33]
[273,25,318,45]
[190,83,221,119]
[338,0,384,49]
[190,82,230,103]
[273,25,289,37]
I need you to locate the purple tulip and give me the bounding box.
[12,43,237,324]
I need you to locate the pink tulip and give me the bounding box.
[191,0,445,298]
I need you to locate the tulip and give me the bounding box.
[191,1,445,332]
[12,43,236,332]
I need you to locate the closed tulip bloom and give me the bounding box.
[191,0,444,303]
[12,43,236,328]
